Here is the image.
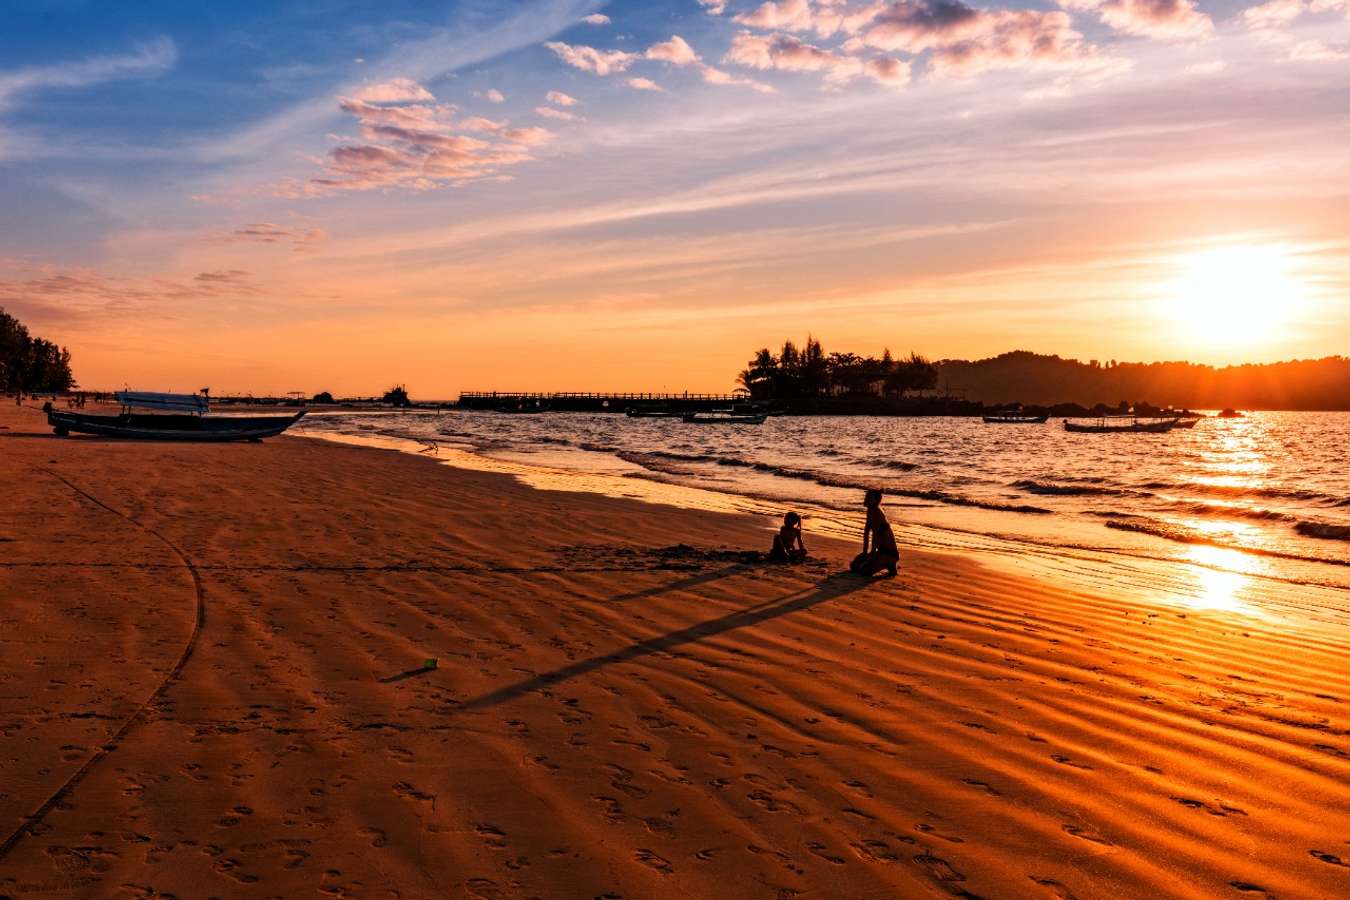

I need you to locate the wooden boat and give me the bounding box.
[681,412,767,425]
[1217,408,1244,418]
[982,412,1049,424]
[1169,417,1199,429]
[48,391,304,442]
[625,407,683,418]
[1064,417,1177,434]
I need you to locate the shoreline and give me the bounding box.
[299,420,1350,628]
[3,402,1350,896]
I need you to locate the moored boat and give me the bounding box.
[48,391,305,442]
[1064,417,1177,434]
[681,412,767,425]
[982,412,1049,424]
[625,407,683,418]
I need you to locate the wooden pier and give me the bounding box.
[456,391,747,413]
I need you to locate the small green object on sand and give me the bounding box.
[424,657,439,669]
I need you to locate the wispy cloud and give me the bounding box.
[0,38,176,111]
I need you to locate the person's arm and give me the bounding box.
[861,518,871,554]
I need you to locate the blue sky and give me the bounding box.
[2,0,1348,393]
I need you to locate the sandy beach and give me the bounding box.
[2,401,1348,898]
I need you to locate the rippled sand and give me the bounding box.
[2,402,1348,897]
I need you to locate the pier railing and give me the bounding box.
[456,391,747,412]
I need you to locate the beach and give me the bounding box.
[2,401,1349,898]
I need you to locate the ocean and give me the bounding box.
[299,410,1350,625]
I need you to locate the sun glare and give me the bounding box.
[1163,245,1305,347]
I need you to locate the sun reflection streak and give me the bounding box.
[1177,544,1264,615]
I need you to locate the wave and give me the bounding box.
[1106,518,1350,567]
[1139,479,1347,508]
[1296,521,1350,542]
[614,451,1049,515]
[1163,500,1297,523]
[1013,480,1130,497]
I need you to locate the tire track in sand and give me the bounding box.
[0,467,206,861]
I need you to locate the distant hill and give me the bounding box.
[936,351,1350,410]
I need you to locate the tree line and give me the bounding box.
[738,337,939,400]
[1,307,75,393]
[936,351,1350,410]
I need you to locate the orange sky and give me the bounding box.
[3,1,1348,397]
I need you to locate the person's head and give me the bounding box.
[783,512,801,528]
[864,489,882,508]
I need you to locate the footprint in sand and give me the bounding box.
[962,778,1001,796]
[1029,875,1078,899]
[474,824,508,850]
[1051,754,1094,771]
[357,827,387,848]
[1061,824,1112,846]
[807,842,847,865]
[1229,881,1275,897]
[913,853,968,888]
[915,823,965,844]
[634,849,673,874]
[1309,849,1347,866]
[1170,797,1247,817]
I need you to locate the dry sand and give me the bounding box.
[1,401,1348,898]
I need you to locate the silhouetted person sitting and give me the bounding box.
[851,489,899,577]
[768,512,807,563]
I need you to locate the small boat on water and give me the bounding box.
[982,412,1049,424]
[1217,408,1245,418]
[625,407,683,418]
[1064,416,1177,434]
[48,391,304,442]
[681,411,767,425]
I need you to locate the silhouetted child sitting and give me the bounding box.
[768,512,807,563]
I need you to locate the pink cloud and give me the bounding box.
[503,126,554,145]
[646,35,701,65]
[482,88,506,102]
[337,98,455,131]
[726,31,865,83]
[699,0,728,14]
[223,223,327,249]
[545,41,639,75]
[1058,0,1213,41]
[698,63,776,93]
[1241,0,1305,28]
[864,56,912,85]
[350,77,434,103]
[459,115,508,134]
[302,92,555,194]
[546,90,580,106]
[628,77,665,91]
[535,105,578,120]
[853,1,1109,78]
[582,13,611,24]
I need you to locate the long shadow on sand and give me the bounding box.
[455,572,872,714]
[607,563,749,604]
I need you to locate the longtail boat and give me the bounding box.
[982,412,1049,424]
[1064,416,1177,434]
[48,391,305,442]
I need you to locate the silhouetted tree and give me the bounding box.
[0,307,75,393]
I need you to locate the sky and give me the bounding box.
[1,0,1348,396]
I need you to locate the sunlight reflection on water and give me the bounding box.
[1176,545,1262,616]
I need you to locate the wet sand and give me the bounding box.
[1,401,1348,898]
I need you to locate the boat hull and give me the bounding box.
[1064,419,1175,434]
[49,410,306,442]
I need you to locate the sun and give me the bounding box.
[1162,244,1305,347]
